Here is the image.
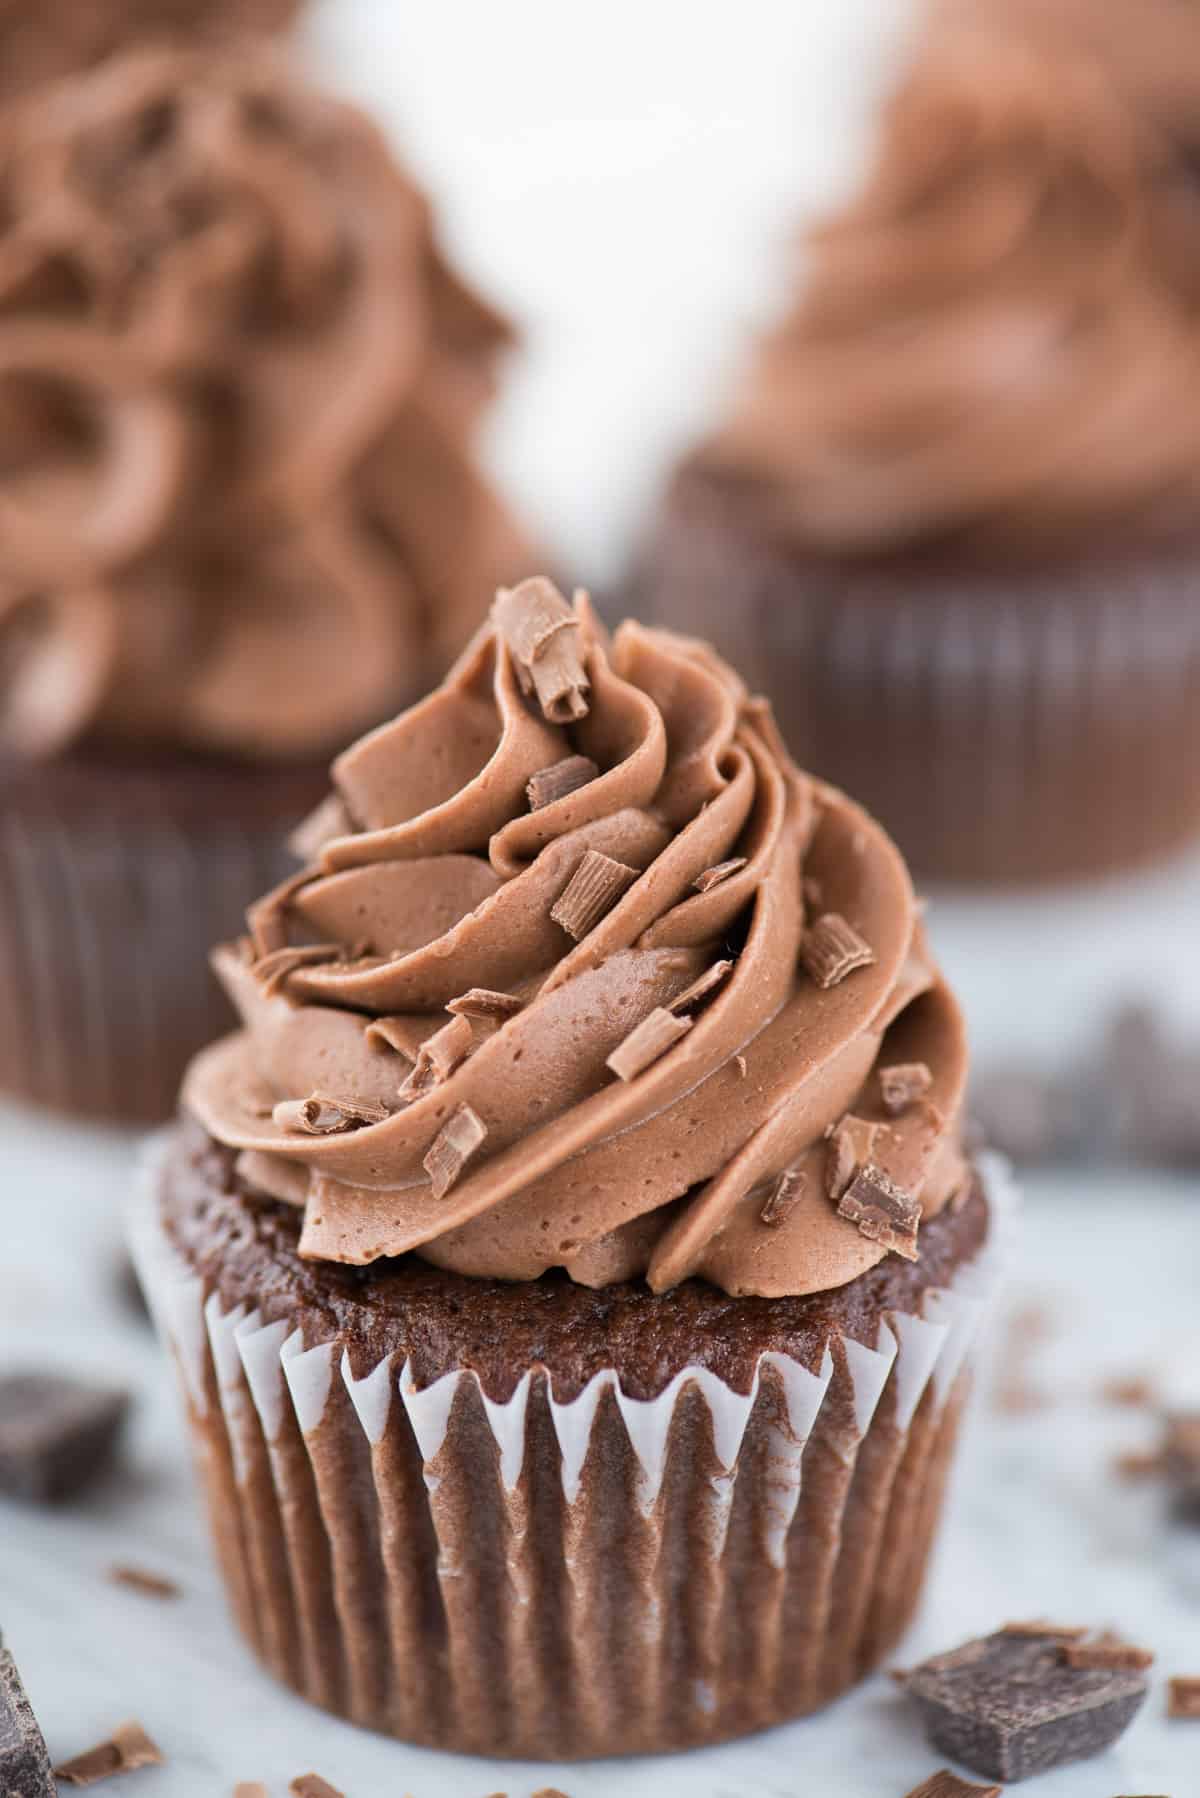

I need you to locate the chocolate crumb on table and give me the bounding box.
[799,911,875,988]
[0,1372,128,1503]
[0,1636,55,1797]
[903,1772,1002,1798]
[1167,1676,1200,1718]
[108,1564,180,1600]
[55,1719,164,1785]
[289,1776,345,1798]
[234,1784,268,1798]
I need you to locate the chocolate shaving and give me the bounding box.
[424,1104,487,1197]
[272,1094,389,1134]
[1061,1634,1154,1672]
[55,1721,164,1785]
[526,753,599,810]
[254,942,341,996]
[289,1778,345,1798]
[446,988,525,1020]
[799,911,875,988]
[879,1060,934,1115]
[550,849,638,939]
[735,1053,748,1079]
[1100,1373,1156,1408]
[1114,1449,1164,1481]
[667,959,733,1014]
[109,1564,179,1600]
[1168,1676,1200,1718]
[837,1163,920,1260]
[607,1007,693,1082]
[760,1165,808,1227]
[398,1014,474,1099]
[234,1785,268,1798]
[903,1775,1001,1798]
[1000,1621,1089,1639]
[493,577,590,722]
[693,857,747,893]
[825,1114,878,1201]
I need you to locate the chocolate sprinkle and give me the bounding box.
[799,911,875,988]
[760,1165,808,1227]
[0,1639,54,1797]
[550,849,639,939]
[606,1007,693,1082]
[1168,1677,1200,1718]
[273,1094,389,1134]
[903,1774,1001,1798]
[109,1564,180,1600]
[693,857,748,892]
[880,1060,934,1115]
[526,753,599,810]
[424,1104,487,1198]
[493,577,591,723]
[55,1720,164,1785]
[837,1163,920,1260]
[667,959,733,1014]
[446,988,525,1020]
[0,1372,128,1503]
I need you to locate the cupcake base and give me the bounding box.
[0,749,325,1126]
[637,469,1200,883]
[133,1125,1012,1759]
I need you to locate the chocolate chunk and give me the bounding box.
[446,988,525,1020]
[760,1165,808,1227]
[55,1720,164,1785]
[550,850,638,939]
[1168,1676,1200,1718]
[0,1372,128,1503]
[667,959,733,1014]
[693,857,747,893]
[880,1060,933,1115]
[903,1774,1001,1798]
[109,1564,180,1600]
[799,911,875,988]
[905,1626,1151,1781]
[606,1007,693,1082]
[526,753,599,810]
[423,1104,487,1197]
[272,1093,389,1134]
[493,578,591,722]
[837,1164,920,1260]
[289,1777,345,1798]
[398,1014,475,1100]
[0,1638,54,1797]
[825,1113,878,1200]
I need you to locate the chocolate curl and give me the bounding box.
[550,849,639,940]
[398,1014,474,1099]
[800,912,875,988]
[526,753,599,810]
[55,1721,164,1786]
[424,1103,487,1197]
[606,1007,693,1082]
[272,1094,389,1134]
[492,577,591,722]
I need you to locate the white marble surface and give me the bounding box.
[3,1108,1200,1796]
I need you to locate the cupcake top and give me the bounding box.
[702,16,1200,556]
[0,46,526,761]
[184,579,968,1300]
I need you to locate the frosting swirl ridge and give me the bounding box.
[184,580,968,1298]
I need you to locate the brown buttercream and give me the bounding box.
[183,581,968,1298]
[0,46,526,761]
[705,23,1200,553]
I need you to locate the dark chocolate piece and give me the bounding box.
[799,911,875,988]
[837,1164,920,1261]
[0,1638,54,1797]
[903,1774,1001,1798]
[55,1720,163,1784]
[0,1372,128,1503]
[905,1627,1150,1782]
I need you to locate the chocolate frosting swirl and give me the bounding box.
[0,46,527,760]
[705,24,1200,554]
[183,580,968,1299]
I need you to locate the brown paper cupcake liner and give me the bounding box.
[0,754,323,1124]
[638,478,1200,882]
[131,1149,1015,1759]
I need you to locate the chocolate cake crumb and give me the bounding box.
[607,1007,692,1081]
[0,1372,128,1502]
[273,1094,389,1134]
[55,1720,163,1785]
[760,1165,809,1227]
[424,1104,487,1197]
[551,849,638,938]
[837,1165,920,1260]
[880,1060,933,1115]
[1167,1676,1200,1718]
[109,1564,180,1600]
[290,1776,345,1798]
[800,912,874,987]
[0,1639,54,1796]
[399,1015,475,1099]
[903,1773,1001,1798]
[667,959,733,1014]
[694,857,747,892]
[446,988,525,1019]
[527,754,599,810]
[493,578,591,723]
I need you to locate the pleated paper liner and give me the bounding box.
[131,1146,1017,1760]
[0,750,323,1125]
[638,473,1200,883]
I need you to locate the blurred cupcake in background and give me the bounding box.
[0,0,303,102]
[637,3,1200,884]
[0,45,530,1125]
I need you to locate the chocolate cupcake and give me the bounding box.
[638,18,1200,883]
[132,579,1012,1757]
[0,46,530,1122]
